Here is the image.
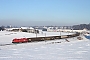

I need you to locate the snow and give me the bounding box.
[20,27,29,29]
[0,31,73,44]
[0,31,90,60]
[5,28,19,30]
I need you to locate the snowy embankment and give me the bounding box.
[0,31,74,44]
[0,35,90,60]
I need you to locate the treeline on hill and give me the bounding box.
[72,23,90,30]
[0,26,5,31]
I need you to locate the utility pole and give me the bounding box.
[59,30,61,36]
[36,30,37,38]
[45,33,46,37]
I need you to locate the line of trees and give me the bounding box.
[0,26,5,31]
[72,23,90,30]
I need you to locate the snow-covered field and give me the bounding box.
[0,31,73,44]
[0,31,90,60]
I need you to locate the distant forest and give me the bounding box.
[72,23,90,30]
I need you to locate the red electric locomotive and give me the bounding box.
[12,38,28,43]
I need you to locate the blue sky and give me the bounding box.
[0,0,90,26]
